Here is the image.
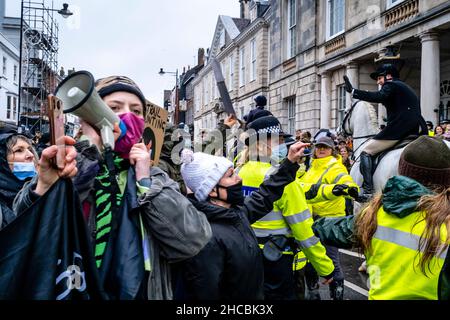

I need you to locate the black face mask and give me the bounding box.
[216,181,245,206]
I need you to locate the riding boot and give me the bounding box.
[330,279,345,300]
[359,151,374,202]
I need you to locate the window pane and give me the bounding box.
[287,97,296,135]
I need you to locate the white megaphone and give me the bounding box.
[55,70,120,150]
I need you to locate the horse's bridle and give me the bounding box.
[338,100,377,165]
[339,100,377,140]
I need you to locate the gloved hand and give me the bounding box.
[347,186,359,199]
[332,184,349,196]
[343,76,353,93]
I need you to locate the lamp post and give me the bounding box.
[17,1,73,130]
[159,68,179,124]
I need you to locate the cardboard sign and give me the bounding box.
[143,101,168,166]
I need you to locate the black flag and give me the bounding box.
[211,58,236,115]
[0,179,106,300]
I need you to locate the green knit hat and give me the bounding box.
[398,136,450,188]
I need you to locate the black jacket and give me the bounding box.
[182,197,264,300]
[180,159,299,300]
[353,79,428,140]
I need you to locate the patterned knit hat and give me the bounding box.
[95,75,146,110]
[398,136,450,188]
[180,149,234,202]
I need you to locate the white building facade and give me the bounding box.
[0,30,18,127]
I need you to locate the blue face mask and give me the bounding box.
[12,162,37,181]
[271,143,288,163]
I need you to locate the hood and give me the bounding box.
[0,134,27,208]
[187,194,241,224]
[382,176,433,218]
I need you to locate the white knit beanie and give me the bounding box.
[180,149,234,202]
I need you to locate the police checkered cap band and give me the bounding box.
[247,125,282,138]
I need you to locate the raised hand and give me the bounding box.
[35,136,78,196]
[343,75,353,93]
[287,142,311,163]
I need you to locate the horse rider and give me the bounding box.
[343,64,428,200]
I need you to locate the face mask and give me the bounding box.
[271,143,288,163]
[114,112,145,158]
[217,181,245,206]
[12,162,37,181]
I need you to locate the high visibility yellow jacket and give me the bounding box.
[366,206,448,300]
[239,161,335,277]
[312,176,450,300]
[298,156,358,218]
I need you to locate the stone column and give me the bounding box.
[320,72,331,129]
[346,63,359,110]
[420,31,440,124]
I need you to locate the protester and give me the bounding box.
[178,141,307,299]
[339,145,354,172]
[71,75,211,300]
[435,125,444,138]
[313,136,450,300]
[0,133,39,230]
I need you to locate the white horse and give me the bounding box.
[340,100,450,209]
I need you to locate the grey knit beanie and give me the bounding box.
[180,149,233,201]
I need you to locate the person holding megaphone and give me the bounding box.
[53,72,212,300]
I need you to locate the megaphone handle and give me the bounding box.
[101,125,115,150]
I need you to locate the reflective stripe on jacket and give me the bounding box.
[239,161,334,277]
[366,207,448,300]
[299,156,358,218]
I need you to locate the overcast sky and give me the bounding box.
[6,0,240,105]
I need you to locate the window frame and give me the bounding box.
[2,56,7,76]
[13,65,17,82]
[287,0,297,59]
[240,47,246,87]
[229,54,234,90]
[250,38,257,82]
[337,85,347,127]
[326,0,345,40]
[386,0,405,10]
[6,95,11,119]
[287,97,296,135]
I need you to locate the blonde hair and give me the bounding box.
[355,187,450,276]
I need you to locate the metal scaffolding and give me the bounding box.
[20,0,60,134]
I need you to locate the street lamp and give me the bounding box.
[159,68,180,124]
[58,3,73,18]
[17,1,74,130]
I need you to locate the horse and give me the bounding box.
[339,100,450,211]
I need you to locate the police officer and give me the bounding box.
[343,64,427,199]
[238,115,335,300]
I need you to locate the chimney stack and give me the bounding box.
[198,48,205,66]
[239,0,250,19]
